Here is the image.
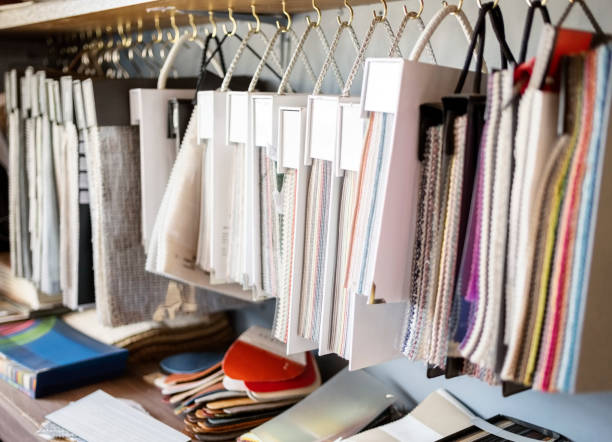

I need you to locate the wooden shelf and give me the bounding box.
[0,0,379,34]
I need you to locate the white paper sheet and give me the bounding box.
[46,390,188,442]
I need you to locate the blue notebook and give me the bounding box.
[0,316,128,397]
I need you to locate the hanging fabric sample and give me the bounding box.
[148,34,245,297]
[57,76,87,309]
[427,114,468,368]
[273,168,299,342]
[146,105,211,287]
[298,159,332,341]
[556,45,612,392]
[344,112,393,298]
[402,121,448,362]
[8,67,39,284]
[226,138,247,286]
[259,151,280,297]
[459,71,508,375]
[535,46,612,393]
[86,122,170,326]
[501,91,561,382]
[7,70,23,277]
[328,167,359,358]
[197,28,285,286]
[79,77,172,326]
[73,79,98,308]
[250,24,321,343]
[129,40,196,250]
[295,13,362,348]
[36,76,61,296]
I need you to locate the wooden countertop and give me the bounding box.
[0,362,184,442]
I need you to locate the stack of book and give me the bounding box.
[0,316,127,397]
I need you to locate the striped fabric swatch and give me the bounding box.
[536,49,599,392]
[525,57,585,389]
[402,123,446,361]
[196,137,211,273]
[427,115,467,368]
[329,170,359,358]
[558,46,611,392]
[259,152,279,298]
[226,142,247,286]
[298,159,332,341]
[272,169,299,343]
[345,112,391,298]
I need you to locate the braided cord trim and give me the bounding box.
[342,17,397,97]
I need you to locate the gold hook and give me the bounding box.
[95,26,104,49]
[105,25,114,48]
[442,0,464,14]
[306,0,322,27]
[222,7,237,36]
[124,21,133,47]
[166,10,180,42]
[248,5,261,33]
[373,0,387,21]
[337,0,354,26]
[117,21,127,46]
[208,11,217,38]
[137,18,143,44]
[403,0,424,18]
[276,0,292,32]
[154,15,163,43]
[188,13,197,40]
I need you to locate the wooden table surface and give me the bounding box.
[0,362,185,442]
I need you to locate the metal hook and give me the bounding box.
[306,0,322,27]
[276,0,292,32]
[187,13,197,40]
[124,21,133,47]
[337,0,354,26]
[208,11,217,38]
[105,25,114,48]
[117,21,127,46]
[247,5,261,33]
[166,10,180,42]
[222,7,237,36]
[136,18,143,44]
[442,0,464,14]
[403,0,424,18]
[154,15,163,43]
[373,0,388,21]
